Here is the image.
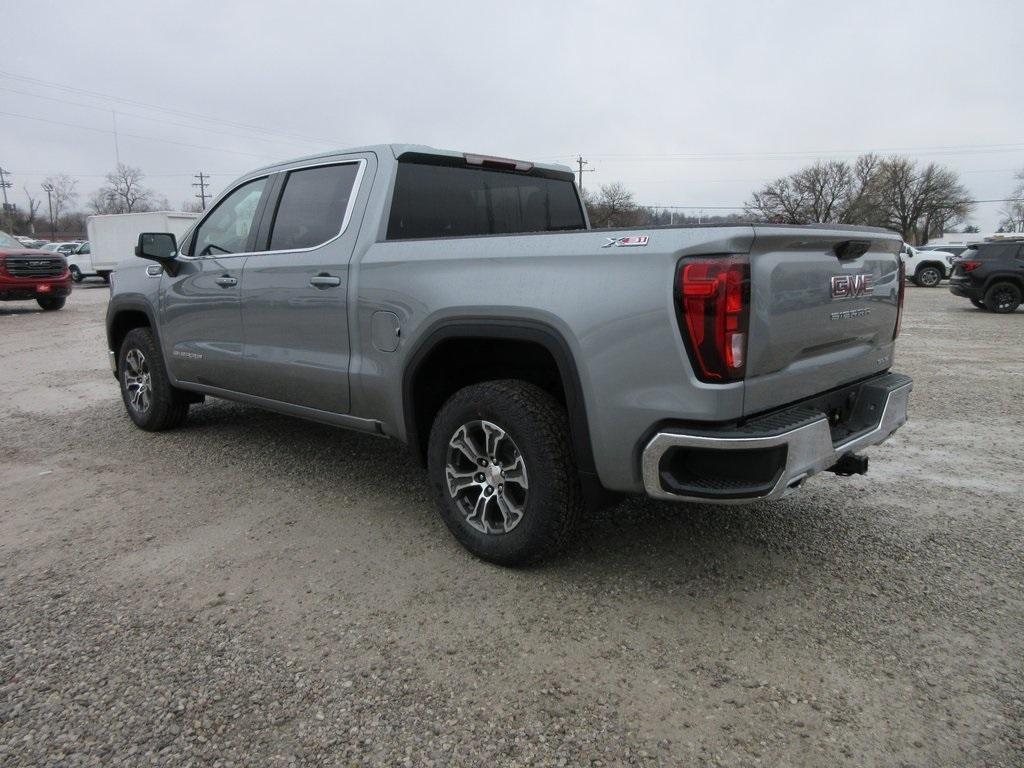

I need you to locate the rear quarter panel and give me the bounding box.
[350,226,755,492]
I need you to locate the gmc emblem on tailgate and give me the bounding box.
[830,274,873,299]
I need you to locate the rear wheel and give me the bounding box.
[118,327,190,431]
[427,380,583,566]
[69,265,83,283]
[36,296,66,311]
[99,271,111,284]
[914,265,943,287]
[984,282,1022,314]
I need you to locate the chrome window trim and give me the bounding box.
[180,158,367,262]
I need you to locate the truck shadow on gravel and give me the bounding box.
[167,399,878,577]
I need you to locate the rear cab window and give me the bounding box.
[386,154,586,240]
[268,162,362,251]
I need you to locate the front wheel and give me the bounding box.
[914,265,943,287]
[427,380,583,566]
[984,282,1022,314]
[36,296,66,311]
[118,327,190,431]
[69,266,83,283]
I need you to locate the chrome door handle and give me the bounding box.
[309,274,342,288]
[215,276,238,288]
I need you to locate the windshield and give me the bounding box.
[0,231,24,249]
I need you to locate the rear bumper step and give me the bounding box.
[641,372,912,504]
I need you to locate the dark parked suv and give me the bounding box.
[949,238,1024,313]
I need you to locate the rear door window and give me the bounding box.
[268,163,361,251]
[386,160,585,240]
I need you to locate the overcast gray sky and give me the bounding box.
[4,0,1022,230]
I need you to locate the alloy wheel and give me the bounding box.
[445,420,529,534]
[123,348,153,413]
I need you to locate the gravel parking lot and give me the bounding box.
[1,282,1022,767]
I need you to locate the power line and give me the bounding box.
[0,85,322,151]
[0,70,341,148]
[0,109,274,160]
[637,197,1024,211]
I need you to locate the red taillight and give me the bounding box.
[961,260,982,272]
[894,258,906,340]
[678,257,750,382]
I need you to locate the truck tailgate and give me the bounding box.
[743,225,902,416]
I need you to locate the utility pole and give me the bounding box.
[575,155,595,195]
[41,182,55,240]
[0,166,13,230]
[192,172,210,210]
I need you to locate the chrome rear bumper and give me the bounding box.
[641,374,912,504]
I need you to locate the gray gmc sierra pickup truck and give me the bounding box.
[107,144,912,564]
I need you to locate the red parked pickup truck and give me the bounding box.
[0,230,72,311]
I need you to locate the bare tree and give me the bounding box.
[745,154,971,242]
[22,187,42,232]
[41,174,78,222]
[875,158,972,243]
[91,164,157,214]
[998,170,1024,233]
[586,182,645,228]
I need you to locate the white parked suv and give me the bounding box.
[899,242,955,287]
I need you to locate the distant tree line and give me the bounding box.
[4,156,1021,242]
[743,154,974,244]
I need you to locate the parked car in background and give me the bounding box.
[918,243,970,259]
[66,241,97,282]
[949,238,1024,313]
[900,242,955,287]
[40,241,82,256]
[106,144,912,564]
[0,230,72,310]
[86,212,199,282]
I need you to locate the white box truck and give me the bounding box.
[76,212,199,282]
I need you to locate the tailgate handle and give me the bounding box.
[833,240,872,260]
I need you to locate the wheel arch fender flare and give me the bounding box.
[106,297,162,361]
[401,317,597,479]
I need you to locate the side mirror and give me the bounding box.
[135,231,179,276]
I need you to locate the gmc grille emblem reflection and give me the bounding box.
[830,274,873,299]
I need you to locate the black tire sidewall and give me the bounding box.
[985,282,1022,314]
[118,328,187,430]
[427,381,579,565]
[36,297,65,310]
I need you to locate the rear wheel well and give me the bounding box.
[409,337,566,461]
[985,274,1024,292]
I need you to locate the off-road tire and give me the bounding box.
[913,265,943,287]
[36,296,66,311]
[427,380,583,566]
[984,282,1021,314]
[118,327,190,431]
